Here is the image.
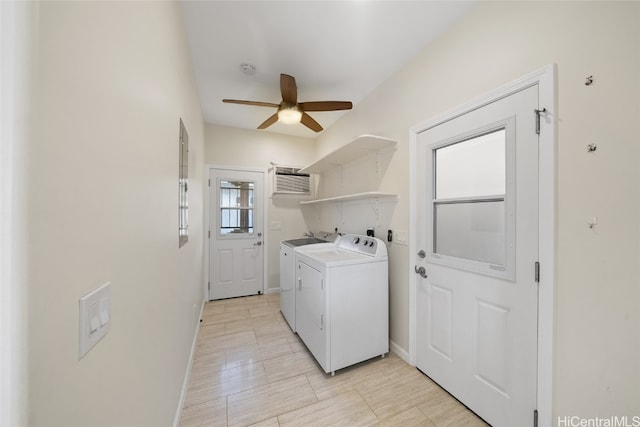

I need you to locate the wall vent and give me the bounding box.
[273,166,311,195]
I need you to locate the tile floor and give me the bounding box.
[180,293,489,427]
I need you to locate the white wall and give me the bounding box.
[26,2,205,426]
[316,0,640,421]
[204,124,315,291]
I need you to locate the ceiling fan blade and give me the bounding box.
[257,113,279,130]
[280,74,297,105]
[300,112,323,132]
[222,99,279,108]
[298,101,353,112]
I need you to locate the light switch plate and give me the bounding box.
[395,230,408,246]
[79,282,111,359]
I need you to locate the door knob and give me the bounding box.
[414,265,427,278]
[253,241,262,246]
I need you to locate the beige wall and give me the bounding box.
[26,2,206,426]
[316,0,640,421]
[8,1,639,424]
[204,124,315,290]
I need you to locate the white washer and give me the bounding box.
[295,234,388,374]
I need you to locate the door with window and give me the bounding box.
[209,168,264,300]
[415,85,539,426]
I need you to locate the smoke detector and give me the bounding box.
[239,63,256,76]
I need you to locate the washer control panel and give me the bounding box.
[337,234,387,257]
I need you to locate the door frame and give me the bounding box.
[408,64,556,427]
[205,165,268,300]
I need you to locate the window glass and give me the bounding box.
[433,127,507,267]
[435,129,505,199]
[178,119,189,247]
[219,180,254,235]
[434,201,505,265]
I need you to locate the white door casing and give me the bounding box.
[208,167,265,300]
[409,65,556,427]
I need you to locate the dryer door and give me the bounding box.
[295,260,327,372]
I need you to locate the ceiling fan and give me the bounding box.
[223,74,353,132]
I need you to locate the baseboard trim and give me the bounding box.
[390,340,412,365]
[173,297,206,427]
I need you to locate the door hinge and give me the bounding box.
[320,314,324,330]
[208,230,210,239]
[534,108,547,135]
[207,282,210,292]
[535,261,540,283]
[208,178,211,187]
[321,279,324,291]
[533,409,538,427]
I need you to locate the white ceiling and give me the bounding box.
[180,1,476,137]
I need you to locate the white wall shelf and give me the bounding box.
[300,192,397,206]
[299,134,397,174]
[299,135,398,230]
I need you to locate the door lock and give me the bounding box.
[414,265,427,278]
[417,250,426,259]
[253,241,262,246]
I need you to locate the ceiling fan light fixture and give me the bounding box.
[277,105,302,124]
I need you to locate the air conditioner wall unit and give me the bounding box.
[273,166,311,195]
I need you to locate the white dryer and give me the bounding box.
[295,234,388,374]
[280,237,326,331]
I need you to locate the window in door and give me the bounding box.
[431,125,514,275]
[219,180,254,235]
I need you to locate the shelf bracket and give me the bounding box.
[367,198,382,225]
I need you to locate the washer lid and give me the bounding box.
[296,245,387,267]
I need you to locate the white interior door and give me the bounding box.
[209,168,264,300]
[415,85,539,427]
